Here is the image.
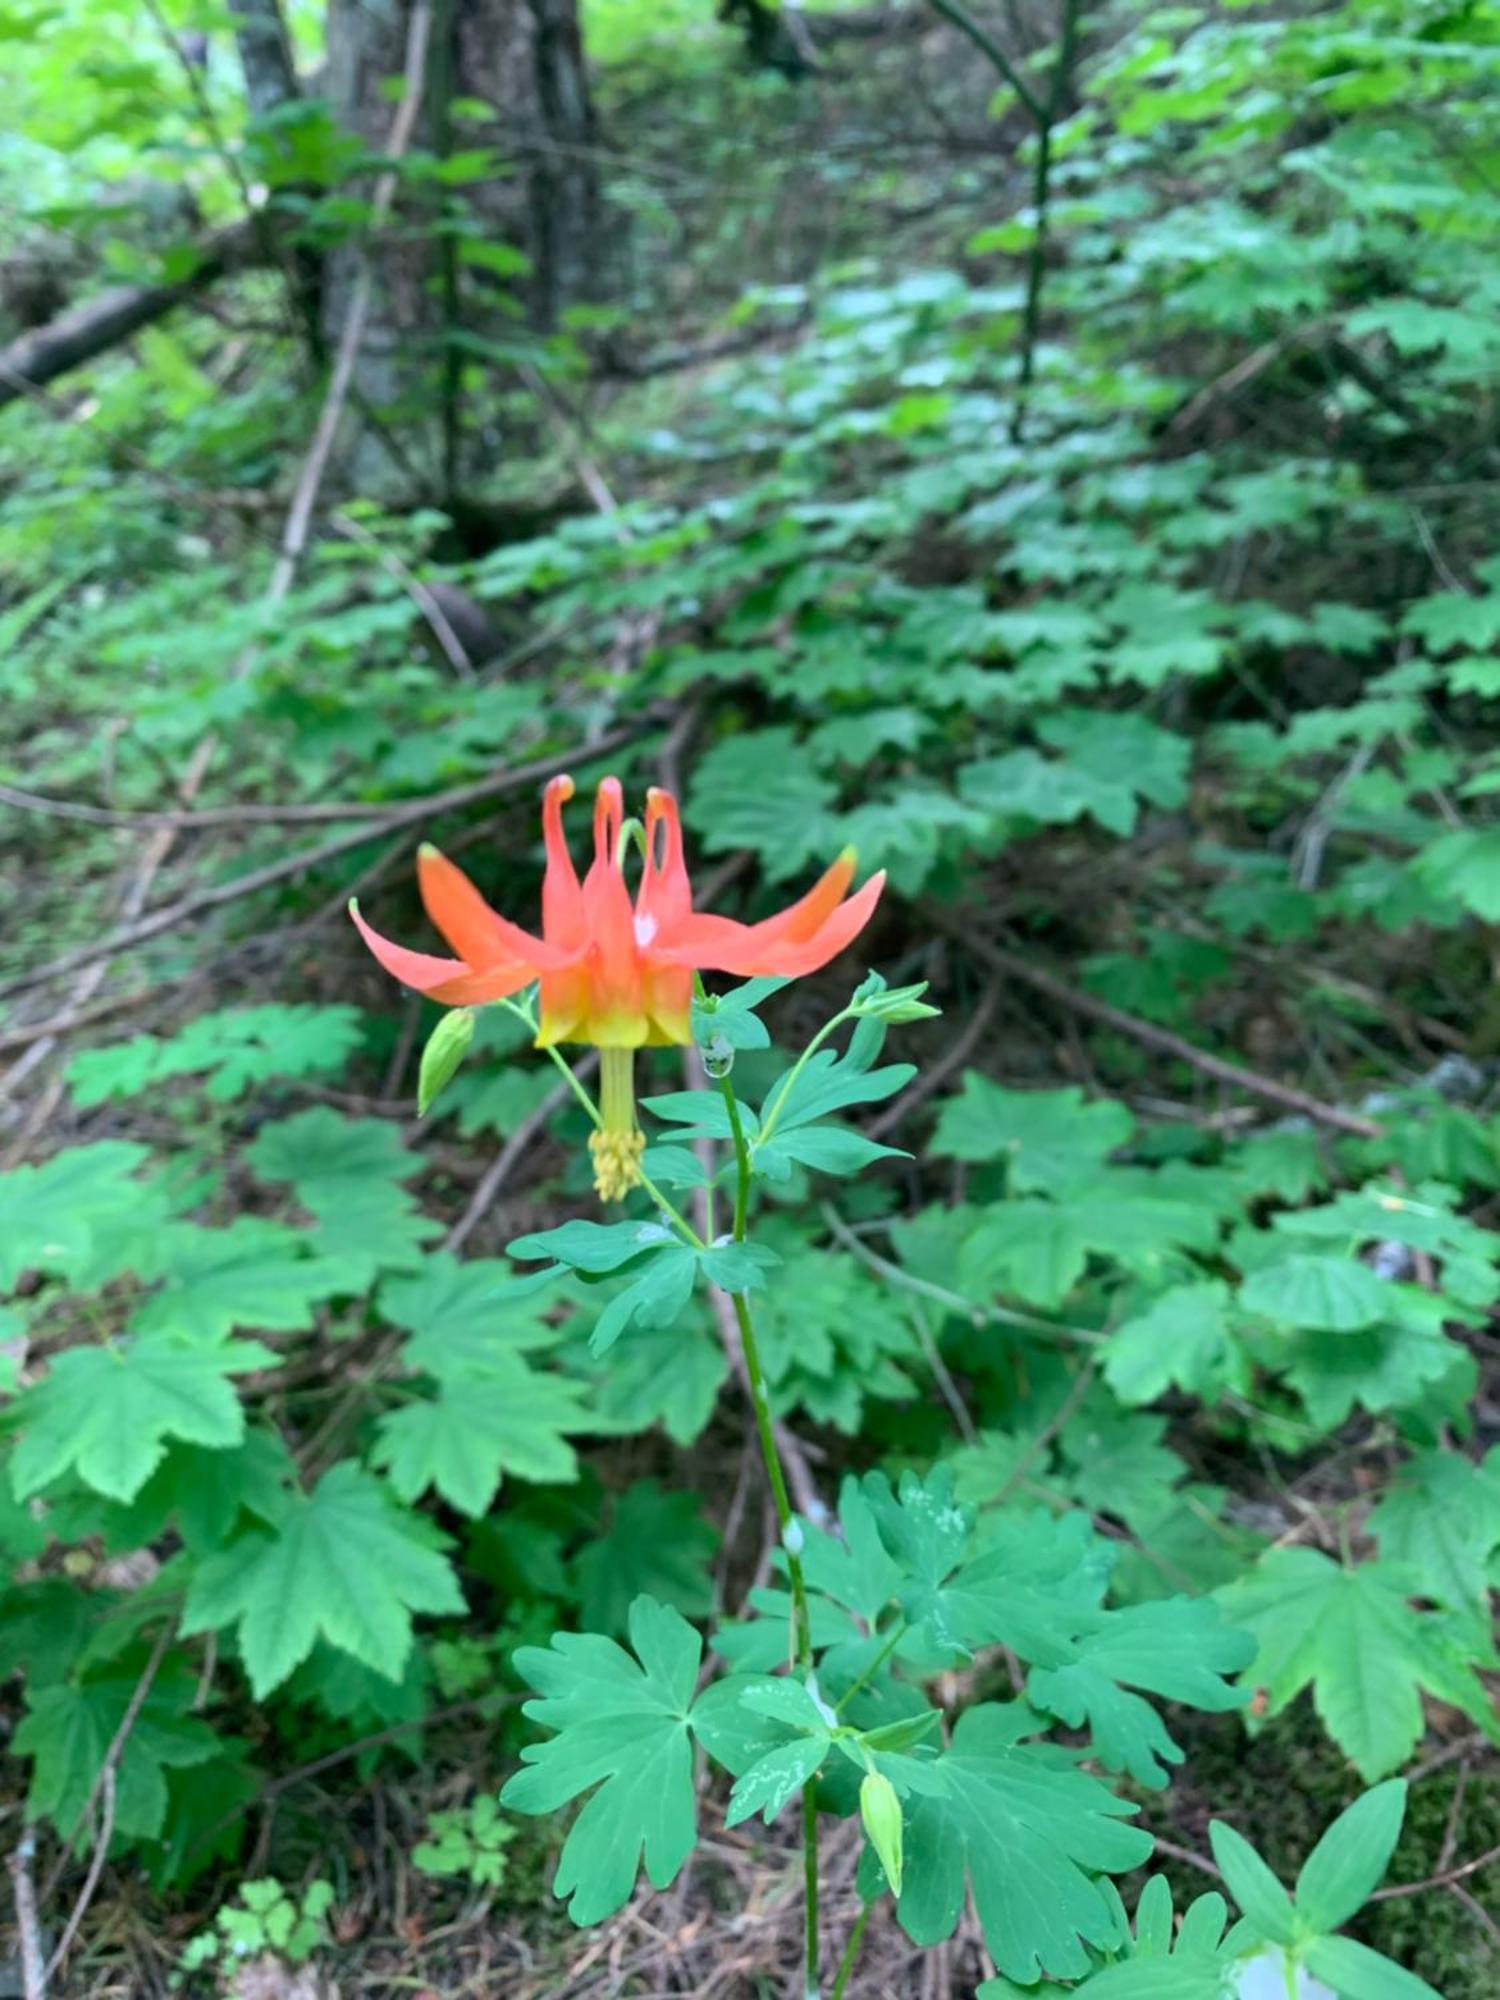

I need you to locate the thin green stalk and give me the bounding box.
[715,1065,820,1991]
[756,1004,857,1151]
[834,1618,907,1715]
[924,0,1044,122]
[830,1904,872,2000]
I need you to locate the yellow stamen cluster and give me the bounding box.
[589,1125,646,1202]
[591,1046,645,1202]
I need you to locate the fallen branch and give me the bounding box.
[867,983,997,1140]
[0,219,267,412]
[1370,1842,1500,1903]
[6,1835,47,2000]
[924,905,1383,1140]
[0,726,652,1009]
[444,1066,594,1253]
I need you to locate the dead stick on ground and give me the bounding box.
[444,1066,595,1254]
[0,2,436,1151]
[41,1621,176,1910]
[1370,1841,1500,1903]
[7,1836,47,2000]
[43,1769,115,1983]
[0,726,649,1017]
[925,906,1383,1140]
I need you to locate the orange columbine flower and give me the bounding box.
[350,775,884,1199]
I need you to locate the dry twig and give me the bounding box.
[925,906,1382,1139]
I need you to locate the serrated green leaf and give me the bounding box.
[181,1461,463,1696]
[373,1365,582,1515]
[11,1331,274,1503]
[933,1076,1134,1189]
[1239,1254,1390,1332]
[1218,1549,1498,1779]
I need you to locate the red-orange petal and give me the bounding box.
[349,901,539,1005]
[638,787,693,935]
[541,774,585,947]
[657,868,885,977]
[418,844,567,971]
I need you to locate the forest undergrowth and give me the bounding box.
[2,1,1499,1994]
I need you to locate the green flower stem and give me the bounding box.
[830,1903,871,2000]
[715,1065,821,1992]
[755,1004,857,1151]
[833,1618,907,1715]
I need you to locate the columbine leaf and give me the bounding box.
[726,1734,831,1828]
[181,1461,463,1696]
[501,1596,712,1923]
[10,1331,275,1503]
[888,1703,1151,1983]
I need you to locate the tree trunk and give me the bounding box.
[323,0,600,494]
[228,0,301,121]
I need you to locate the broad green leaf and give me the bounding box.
[10,1332,274,1503]
[133,1220,346,1337]
[1217,1549,1497,1779]
[1239,1255,1389,1332]
[501,1596,712,1922]
[372,1366,583,1515]
[246,1108,420,1208]
[686,728,837,879]
[1294,1780,1407,1935]
[15,1661,219,1844]
[932,1076,1135,1188]
[587,1320,728,1446]
[889,1702,1151,1983]
[574,1481,718,1636]
[1104,1282,1244,1403]
[1367,1448,1500,1611]
[1026,1597,1253,1788]
[181,1462,463,1696]
[0,1142,155,1290]
[380,1254,562,1366]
